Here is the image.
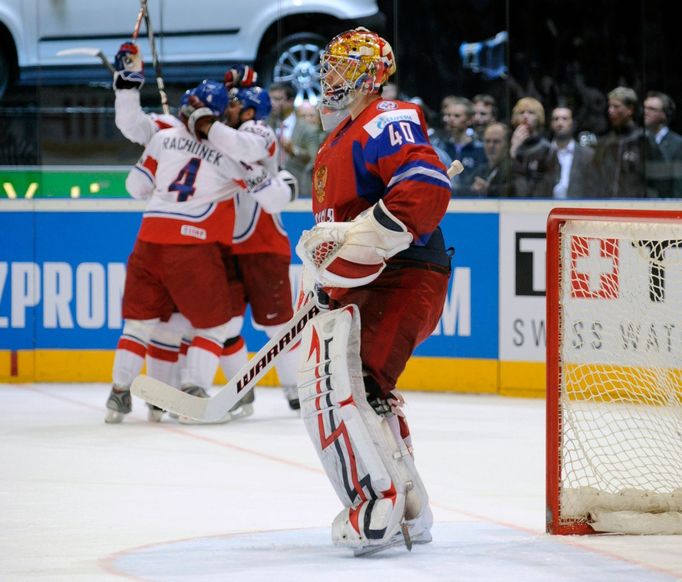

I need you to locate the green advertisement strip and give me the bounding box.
[0,169,129,199]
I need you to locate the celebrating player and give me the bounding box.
[210,84,301,416]
[295,27,452,555]
[106,80,239,423]
[111,42,192,421]
[179,76,301,420]
[109,44,299,421]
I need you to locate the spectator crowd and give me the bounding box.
[268,81,682,199]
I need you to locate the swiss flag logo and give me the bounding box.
[570,236,619,299]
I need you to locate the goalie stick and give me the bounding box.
[131,297,321,421]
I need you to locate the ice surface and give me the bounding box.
[0,384,680,581]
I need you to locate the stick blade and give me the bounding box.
[131,375,208,420]
[56,47,103,58]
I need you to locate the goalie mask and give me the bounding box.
[320,27,396,110]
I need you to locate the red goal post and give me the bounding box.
[546,207,682,535]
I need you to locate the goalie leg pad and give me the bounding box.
[297,305,430,549]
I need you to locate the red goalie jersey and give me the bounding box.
[312,99,451,250]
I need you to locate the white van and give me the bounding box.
[0,0,384,101]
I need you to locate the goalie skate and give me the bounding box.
[351,506,433,556]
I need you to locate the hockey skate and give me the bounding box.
[176,385,214,424]
[282,385,300,411]
[226,388,255,420]
[351,506,434,557]
[104,385,132,424]
[206,389,255,424]
[146,403,164,422]
[178,386,254,425]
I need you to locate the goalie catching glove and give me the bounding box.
[296,199,413,288]
[113,42,145,90]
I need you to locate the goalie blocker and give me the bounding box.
[298,305,432,554]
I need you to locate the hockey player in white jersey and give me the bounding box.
[107,79,243,422]
[109,45,297,421]
[110,41,194,421]
[185,83,302,419]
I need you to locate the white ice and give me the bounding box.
[1,384,680,581]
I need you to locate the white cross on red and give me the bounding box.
[570,236,619,299]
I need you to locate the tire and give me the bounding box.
[260,32,326,106]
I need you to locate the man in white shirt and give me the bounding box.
[550,106,595,198]
[267,82,320,195]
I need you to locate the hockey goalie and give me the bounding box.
[295,27,454,556]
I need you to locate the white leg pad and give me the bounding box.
[297,305,430,550]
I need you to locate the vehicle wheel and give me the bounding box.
[261,32,326,106]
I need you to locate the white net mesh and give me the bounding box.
[557,219,682,532]
[310,239,344,269]
[298,223,352,271]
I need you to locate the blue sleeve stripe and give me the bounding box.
[393,158,449,180]
[388,172,454,193]
[133,165,154,185]
[386,165,452,190]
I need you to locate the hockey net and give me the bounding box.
[546,208,682,535]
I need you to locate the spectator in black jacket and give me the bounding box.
[509,97,560,197]
[592,86,670,197]
[470,122,513,197]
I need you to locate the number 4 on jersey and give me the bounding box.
[169,157,202,201]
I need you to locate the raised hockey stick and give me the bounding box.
[55,47,115,74]
[132,5,145,42]
[131,297,321,421]
[54,5,145,79]
[139,0,170,115]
